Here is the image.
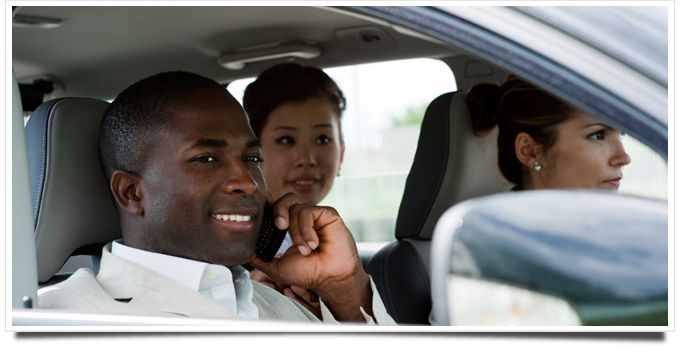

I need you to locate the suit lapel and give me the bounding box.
[96,243,243,320]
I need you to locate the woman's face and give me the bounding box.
[530,112,631,190]
[259,97,344,205]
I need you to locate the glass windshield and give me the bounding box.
[516,6,668,86]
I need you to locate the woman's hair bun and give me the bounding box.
[467,83,501,135]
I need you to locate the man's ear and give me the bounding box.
[515,132,542,167]
[110,170,144,216]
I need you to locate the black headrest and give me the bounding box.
[395,91,510,241]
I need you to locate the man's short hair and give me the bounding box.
[98,71,226,185]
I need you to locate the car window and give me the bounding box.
[516,6,668,87]
[229,56,668,242]
[229,58,456,243]
[619,135,668,199]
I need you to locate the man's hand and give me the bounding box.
[249,193,373,322]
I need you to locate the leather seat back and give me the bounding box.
[25,98,120,284]
[366,91,510,324]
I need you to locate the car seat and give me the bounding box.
[364,91,511,324]
[25,98,120,285]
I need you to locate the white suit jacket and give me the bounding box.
[38,243,396,325]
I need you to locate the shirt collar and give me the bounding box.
[110,240,259,320]
[111,240,208,291]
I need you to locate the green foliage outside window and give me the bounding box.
[391,103,428,127]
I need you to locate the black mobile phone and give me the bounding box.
[255,202,287,262]
[253,204,319,302]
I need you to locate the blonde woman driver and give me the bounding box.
[243,63,346,317]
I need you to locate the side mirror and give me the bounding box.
[431,190,667,326]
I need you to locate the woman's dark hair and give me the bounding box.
[467,75,579,187]
[242,63,346,144]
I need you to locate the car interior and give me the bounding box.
[22,88,512,325]
[365,91,511,324]
[11,6,668,326]
[13,6,514,325]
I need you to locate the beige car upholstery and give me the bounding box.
[26,98,120,284]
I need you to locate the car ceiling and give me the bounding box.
[13,6,459,100]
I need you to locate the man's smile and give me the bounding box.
[211,213,252,222]
[210,212,256,230]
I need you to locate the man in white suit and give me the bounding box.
[38,71,395,325]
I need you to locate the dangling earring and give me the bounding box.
[337,168,341,177]
[534,161,542,172]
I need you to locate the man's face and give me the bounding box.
[136,88,266,266]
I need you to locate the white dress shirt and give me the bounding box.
[276,232,293,256]
[111,240,259,320]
